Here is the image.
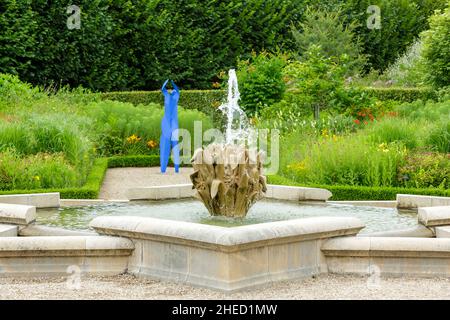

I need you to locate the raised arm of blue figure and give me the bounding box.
[170,80,179,93]
[161,79,169,94]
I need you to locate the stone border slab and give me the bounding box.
[418,206,450,227]
[359,225,434,238]
[0,224,17,237]
[0,236,134,277]
[322,237,450,258]
[397,194,450,209]
[0,236,133,257]
[0,193,60,208]
[19,225,96,237]
[0,203,36,225]
[435,226,450,238]
[322,237,450,277]
[265,185,332,201]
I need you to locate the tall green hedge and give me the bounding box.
[0,0,299,91]
[0,0,446,91]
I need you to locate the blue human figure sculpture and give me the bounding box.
[160,80,180,173]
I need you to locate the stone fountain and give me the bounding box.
[190,69,267,217]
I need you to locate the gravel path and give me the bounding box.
[99,167,193,200]
[1,274,450,300]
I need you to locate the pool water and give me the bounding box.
[36,199,417,234]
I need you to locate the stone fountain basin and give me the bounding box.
[1,191,450,292]
[89,215,364,291]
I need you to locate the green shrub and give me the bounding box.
[0,149,79,190]
[425,121,450,153]
[397,152,449,189]
[0,114,94,180]
[283,134,406,188]
[0,73,43,110]
[421,6,450,87]
[336,87,381,119]
[365,118,422,149]
[291,7,365,76]
[282,46,347,119]
[236,52,286,116]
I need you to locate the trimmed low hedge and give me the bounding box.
[102,88,439,117]
[363,87,438,102]
[267,175,450,200]
[107,155,192,168]
[101,90,224,119]
[107,155,160,168]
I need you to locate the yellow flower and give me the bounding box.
[147,140,158,149]
[378,143,390,153]
[212,100,221,109]
[321,129,329,138]
[126,134,141,144]
[288,161,306,172]
[33,175,40,181]
[249,117,259,126]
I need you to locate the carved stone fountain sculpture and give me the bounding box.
[190,143,266,217]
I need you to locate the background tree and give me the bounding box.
[421,6,450,88]
[283,46,347,120]
[291,8,366,76]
